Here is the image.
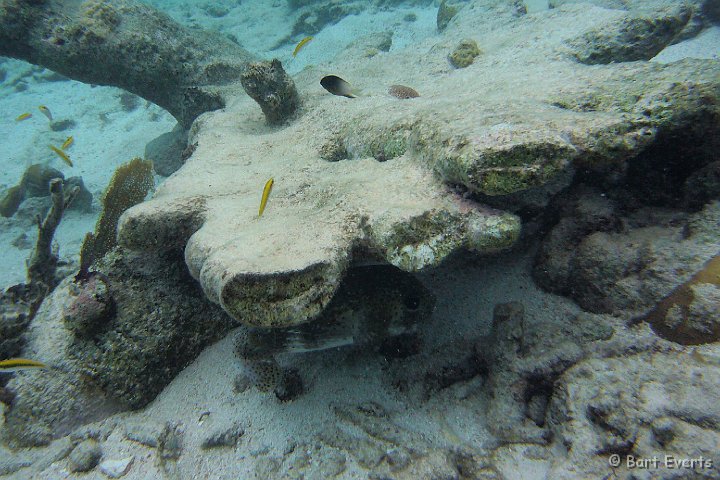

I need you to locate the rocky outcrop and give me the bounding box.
[566,4,691,64]
[109,0,720,332]
[547,349,720,479]
[472,297,720,479]
[144,126,188,177]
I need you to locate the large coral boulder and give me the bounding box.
[114,2,719,329]
[534,199,720,341]
[566,4,692,64]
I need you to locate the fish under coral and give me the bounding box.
[234,264,436,394]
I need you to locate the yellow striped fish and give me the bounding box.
[62,136,74,150]
[293,36,313,57]
[258,178,274,217]
[15,113,32,121]
[0,358,47,372]
[49,145,73,167]
[38,105,53,121]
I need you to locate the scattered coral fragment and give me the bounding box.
[449,39,481,68]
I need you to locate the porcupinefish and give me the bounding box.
[234,264,436,393]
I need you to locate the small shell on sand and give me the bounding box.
[388,85,420,99]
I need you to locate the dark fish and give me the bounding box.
[320,75,357,98]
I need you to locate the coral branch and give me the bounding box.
[27,179,78,287]
[241,59,300,125]
[0,0,256,127]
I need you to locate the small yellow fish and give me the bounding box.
[38,105,53,121]
[258,178,274,217]
[293,36,313,57]
[49,144,73,167]
[62,136,74,150]
[15,113,32,121]
[0,358,47,372]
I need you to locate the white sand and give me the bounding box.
[652,25,720,63]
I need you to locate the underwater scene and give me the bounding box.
[0,0,719,478]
